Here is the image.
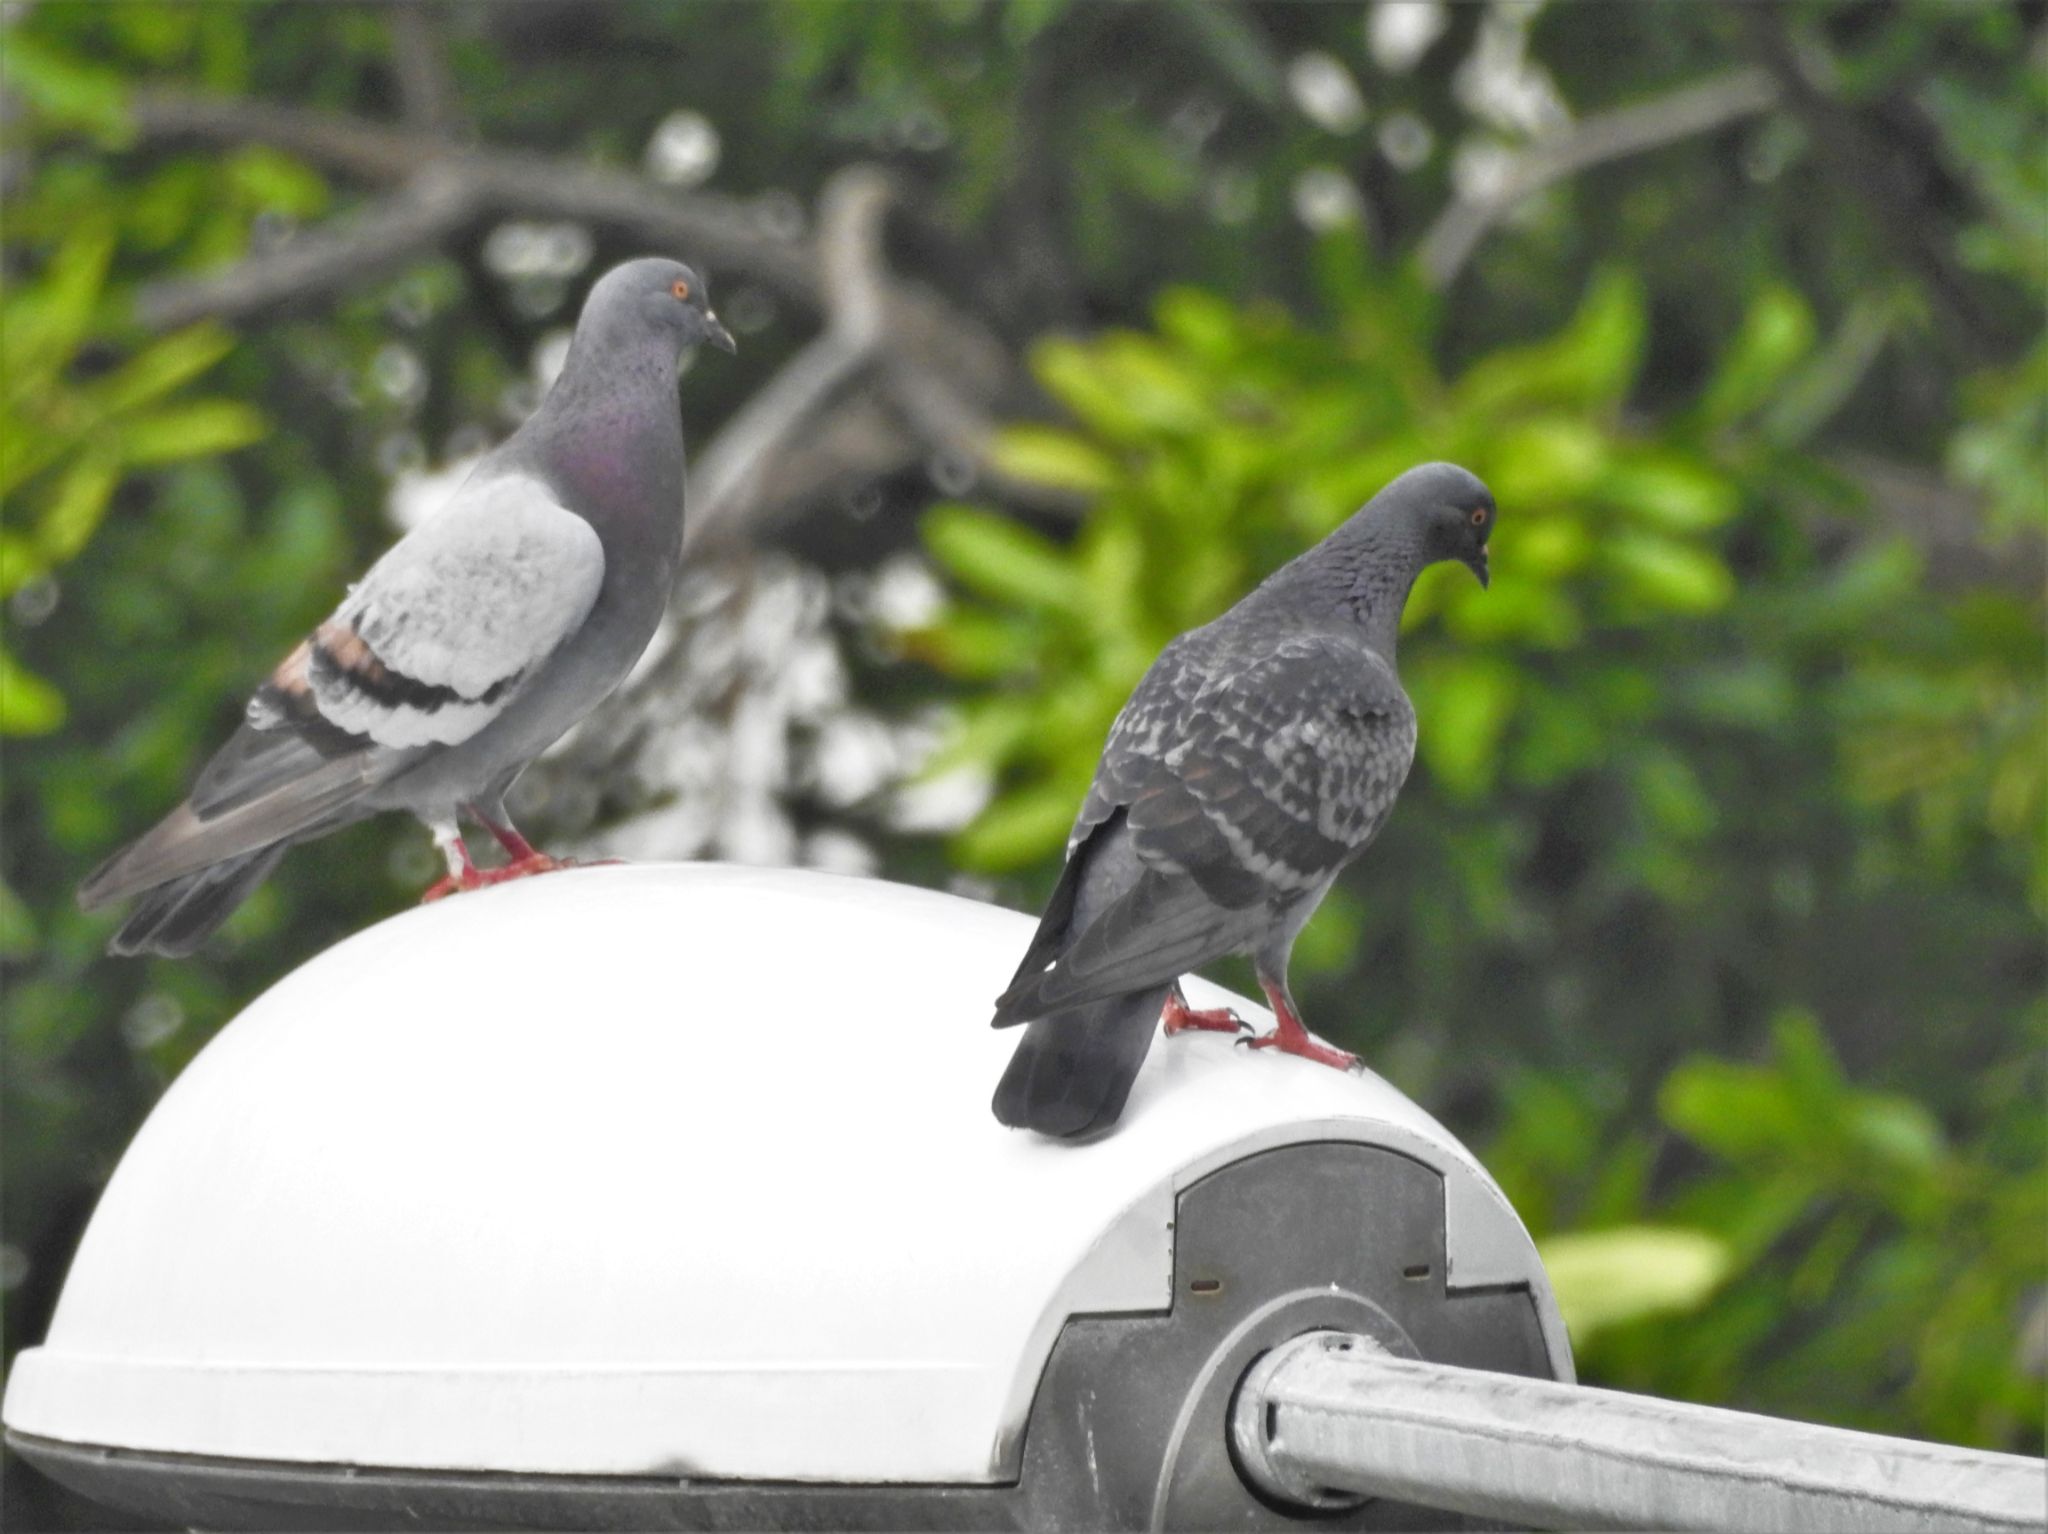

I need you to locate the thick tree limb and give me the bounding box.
[388,2,467,139]
[1829,450,2043,594]
[124,86,1047,525]
[1418,66,1782,289]
[127,88,817,309]
[124,90,1015,377]
[131,88,427,182]
[133,168,478,330]
[684,166,1061,553]
[685,167,896,555]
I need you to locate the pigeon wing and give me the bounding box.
[81,476,603,907]
[1023,631,1417,1011]
[289,475,605,751]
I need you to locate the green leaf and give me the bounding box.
[1032,332,1212,441]
[1697,284,1817,427]
[1600,457,1739,533]
[227,146,330,219]
[953,776,1085,869]
[1153,285,1240,361]
[0,875,37,962]
[920,697,1039,776]
[1661,1058,1804,1160]
[0,30,131,143]
[1762,289,1901,447]
[1770,1008,1847,1112]
[989,425,1116,495]
[1454,268,1645,416]
[1410,655,1519,797]
[0,645,66,735]
[1489,417,1609,504]
[1685,661,1798,730]
[1634,745,1718,841]
[1507,516,1592,578]
[1603,534,1734,615]
[923,503,1085,615]
[2,221,116,390]
[1539,1225,1734,1341]
[1851,1097,1947,1174]
[35,448,122,569]
[84,326,236,415]
[116,400,267,465]
[1002,0,1072,46]
[906,609,1039,681]
[35,452,121,565]
[1088,334,1209,432]
[0,531,46,599]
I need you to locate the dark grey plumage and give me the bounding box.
[81,258,735,956]
[991,462,1497,1138]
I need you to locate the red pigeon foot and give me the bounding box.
[423,852,622,902]
[1161,986,1247,1036]
[421,833,486,903]
[473,852,573,886]
[421,874,466,903]
[461,807,624,877]
[1236,984,1360,1072]
[473,852,626,886]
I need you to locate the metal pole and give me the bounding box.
[1232,1331,2047,1534]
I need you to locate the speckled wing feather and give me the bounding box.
[1016,629,1417,1013]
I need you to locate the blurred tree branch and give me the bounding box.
[685,166,897,554]
[387,1,468,140]
[123,86,1043,528]
[128,88,811,313]
[1734,8,2004,359]
[1419,66,1783,289]
[1827,450,2044,592]
[133,167,477,331]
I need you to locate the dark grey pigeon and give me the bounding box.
[990,462,1496,1139]
[79,258,735,956]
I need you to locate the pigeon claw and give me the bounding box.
[1236,983,1362,1073]
[1239,1031,1360,1073]
[1161,988,1250,1037]
[471,852,609,887]
[420,853,622,903]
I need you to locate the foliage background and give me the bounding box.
[2,2,2042,1526]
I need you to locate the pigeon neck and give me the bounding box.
[1263,512,1430,664]
[1342,525,1429,663]
[518,327,687,533]
[546,324,683,429]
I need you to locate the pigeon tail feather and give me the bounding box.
[79,759,372,912]
[106,846,286,958]
[990,985,1168,1139]
[993,809,1125,1024]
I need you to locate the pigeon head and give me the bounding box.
[1381,461,1495,589]
[1250,461,1496,660]
[581,257,737,357]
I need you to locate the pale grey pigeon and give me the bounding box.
[990,462,1496,1138]
[79,257,735,956]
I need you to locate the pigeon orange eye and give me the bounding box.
[1469,507,1486,526]
[671,279,691,300]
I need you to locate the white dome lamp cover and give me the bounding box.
[5,864,1570,1485]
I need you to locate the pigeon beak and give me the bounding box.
[702,313,737,355]
[1465,543,1490,589]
